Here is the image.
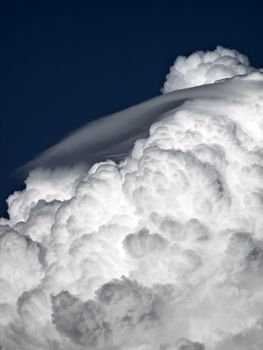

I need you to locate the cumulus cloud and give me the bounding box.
[1,47,263,350]
[52,277,159,349]
[162,45,260,93]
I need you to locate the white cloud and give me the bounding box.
[162,46,259,93]
[1,48,263,350]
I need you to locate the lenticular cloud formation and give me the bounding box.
[1,47,263,350]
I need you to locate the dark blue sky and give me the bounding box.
[1,1,262,217]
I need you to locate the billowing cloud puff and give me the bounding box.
[1,47,263,350]
[162,46,259,93]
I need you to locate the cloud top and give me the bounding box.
[162,46,257,93]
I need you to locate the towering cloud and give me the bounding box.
[1,47,263,350]
[162,46,258,93]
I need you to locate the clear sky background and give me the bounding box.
[1,0,263,217]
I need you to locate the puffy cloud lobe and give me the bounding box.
[0,229,43,306]
[52,278,159,349]
[162,338,205,350]
[52,291,108,348]
[0,47,263,349]
[123,229,168,258]
[162,46,258,93]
